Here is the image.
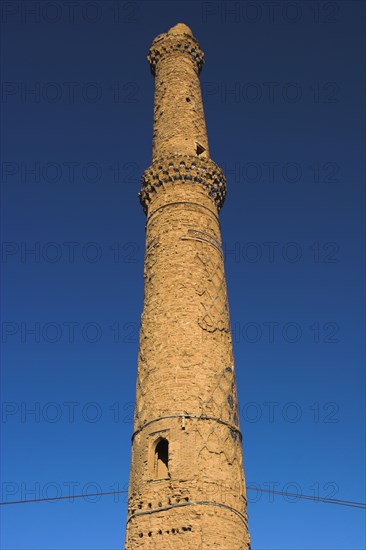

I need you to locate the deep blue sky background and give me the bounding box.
[1,1,365,549]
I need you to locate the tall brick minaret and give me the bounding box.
[124,23,250,549]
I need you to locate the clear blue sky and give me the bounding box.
[1,1,365,549]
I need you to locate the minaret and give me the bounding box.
[124,23,251,549]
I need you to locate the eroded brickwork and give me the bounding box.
[124,23,251,550]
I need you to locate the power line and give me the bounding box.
[247,487,366,509]
[0,490,126,506]
[0,487,365,509]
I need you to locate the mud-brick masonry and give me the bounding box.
[124,23,251,550]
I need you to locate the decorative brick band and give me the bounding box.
[126,500,249,528]
[131,414,242,442]
[139,155,227,214]
[148,32,204,75]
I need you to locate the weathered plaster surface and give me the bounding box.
[124,23,251,550]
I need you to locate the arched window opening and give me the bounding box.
[154,438,169,478]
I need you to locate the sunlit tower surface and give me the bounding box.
[124,23,251,549]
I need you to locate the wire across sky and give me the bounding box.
[1,487,365,509]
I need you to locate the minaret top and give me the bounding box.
[148,22,204,76]
[167,23,193,36]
